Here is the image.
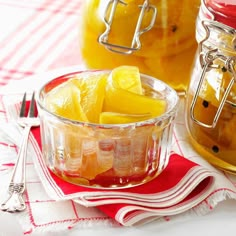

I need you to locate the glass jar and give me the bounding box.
[186,0,236,172]
[79,0,200,92]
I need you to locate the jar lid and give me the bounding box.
[204,0,236,29]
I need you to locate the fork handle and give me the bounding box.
[1,125,31,212]
[11,125,31,183]
[1,183,26,212]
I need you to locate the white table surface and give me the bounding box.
[22,199,235,236]
[1,199,236,236]
[73,200,236,236]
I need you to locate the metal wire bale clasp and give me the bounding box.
[191,57,236,129]
[190,20,236,129]
[98,0,157,54]
[198,20,236,69]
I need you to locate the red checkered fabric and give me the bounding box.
[0,0,83,87]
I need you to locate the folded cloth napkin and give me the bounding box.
[7,95,218,224]
[1,93,236,234]
[31,124,216,225]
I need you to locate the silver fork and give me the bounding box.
[1,92,40,212]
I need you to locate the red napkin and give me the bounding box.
[29,125,216,226]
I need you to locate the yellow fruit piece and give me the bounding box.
[145,45,197,92]
[81,151,98,180]
[103,85,167,117]
[70,73,107,123]
[109,65,142,94]
[99,112,152,124]
[44,80,88,122]
[218,33,236,56]
[188,133,236,171]
[103,65,167,119]
[79,26,145,71]
[218,113,236,149]
[188,95,217,127]
[199,63,236,107]
[80,140,113,180]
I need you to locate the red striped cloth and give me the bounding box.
[0,0,83,86]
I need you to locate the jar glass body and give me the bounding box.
[186,2,236,170]
[79,0,200,92]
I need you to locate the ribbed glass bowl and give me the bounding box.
[36,70,179,189]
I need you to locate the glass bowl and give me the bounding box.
[36,70,179,189]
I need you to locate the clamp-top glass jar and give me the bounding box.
[186,0,236,172]
[79,0,200,92]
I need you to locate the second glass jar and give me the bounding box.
[186,0,236,172]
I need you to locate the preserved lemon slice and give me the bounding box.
[198,64,236,108]
[104,65,167,117]
[44,80,88,122]
[99,112,152,124]
[145,46,196,92]
[109,65,142,94]
[103,85,167,117]
[45,66,167,124]
[79,27,145,71]
[70,73,107,123]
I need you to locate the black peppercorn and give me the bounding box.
[212,145,219,153]
[171,25,177,32]
[222,66,227,72]
[202,100,209,108]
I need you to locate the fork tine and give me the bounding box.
[19,93,27,117]
[28,92,36,117]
